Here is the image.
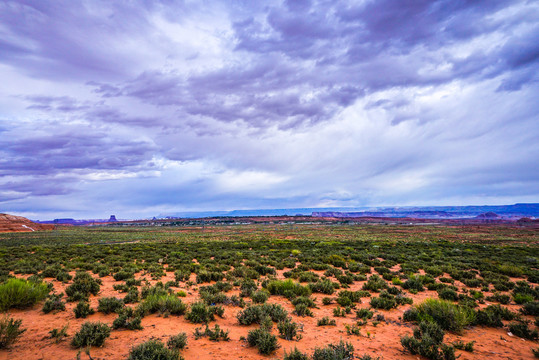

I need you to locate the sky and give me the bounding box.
[1,0,538,220]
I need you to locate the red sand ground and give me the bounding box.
[1,267,537,360]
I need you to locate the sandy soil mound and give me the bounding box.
[0,213,54,232]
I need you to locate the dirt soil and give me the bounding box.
[1,268,537,360]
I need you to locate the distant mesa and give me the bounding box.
[475,212,500,219]
[0,213,54,233]
[108,215,117,222]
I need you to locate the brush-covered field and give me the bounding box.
[0,224,538,360]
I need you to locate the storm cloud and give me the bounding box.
[0,0,538,218]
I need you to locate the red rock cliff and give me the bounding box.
[0,213,54,232]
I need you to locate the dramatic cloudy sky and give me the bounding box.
[1,0,538,219]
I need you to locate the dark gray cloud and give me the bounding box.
[0,0,537,218]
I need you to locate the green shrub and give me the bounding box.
[0,278,49,311]
[0,315,25,349]
[128,340,181,360]
[509,322,539,340]
[97,296,124,314]
[174,270,190,282]
[356,308,373,319]
[486,293,510,304]
[345,323,361,336]
[294,303,313,317]
[317,316,336,326]
[266,279,311,299]
[137,294,187,316]
[167,332,187,349]
[521,301,539,316]
[278,318,301,340]
[533,348,539,358]
[514,293,534,304]
[71,321,111,348]
[452,340,474,352]
[42,293,65,313]
[113,307,143,330]
[49,324,69,343]
[437,288,458,301]
[247,328,279,355]
[401,321,455,360]
[292,296,316,308]
[251,290,270,304]
[113,270,134,281]
[74,300,94,318]
[194,324,229,341]
[498,264,523,277]
[370,291,397,310]
[333,306,347,317]
[123,288,140,304]
[283,347,309,360]
[237,303,288,325]
[312,340,354,360]
[309,279,336,295]
[475,304,515,327]
[185,301,216,323]
[141,283,169,299]
[413,298,476,334]
[362,275,387,292]
[322,297,333,305]
[402,276,425,292]
[196,270,224,284]
[65,272,100,302]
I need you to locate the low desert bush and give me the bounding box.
[0,278,49,311]
[283,347,309,360]
[312,340,354,360]
[113,307,143,330]
[521,301,539,316]
[0,315,25,349]
[97,296,124,314]
[362,275,388,292]
[356,308,374,319]
[475,304,515,327]
[71,321,111,348]
[128,340,181,360]
[247,328,279,355]
[294,303,313,317]
[278,318,301,340]
[137,294,187,317]
[167,332,188,349]
[401,321,455,360]
[411,298,476,333]
[237,303,288,325]
[251,290,270,304]
[185,302,219,323]
[49,324,69,343]
[193,324,229,341]
[509,322,539,340]
[42,293,65,313]
[486,293,510,305]
[317,316,336,326]
[74,300,94,318]
[452,340,474,352]
[266,279,311,299]
[309,279,336,295]
[65,272,101,302]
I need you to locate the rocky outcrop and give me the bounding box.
[0,214,54,233]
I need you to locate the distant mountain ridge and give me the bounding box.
[312,203,539,219]
[34,203,539,223]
